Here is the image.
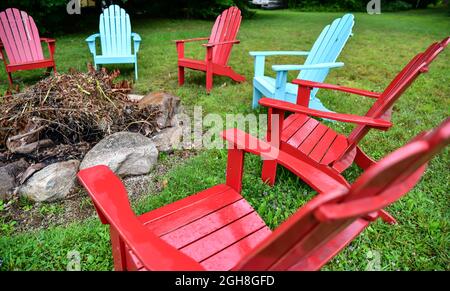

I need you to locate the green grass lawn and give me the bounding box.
[0,9,449,270]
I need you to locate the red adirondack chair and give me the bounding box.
[77,118,449,271]
[174,7,245,93]
[0,8,56,86]
[258,37,449,189]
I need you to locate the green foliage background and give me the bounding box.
[0,0,254,34]
[0,0,447,34]
[285,0,441,11]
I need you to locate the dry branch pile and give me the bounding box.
[0,67,159,164]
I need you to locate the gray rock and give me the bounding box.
[151,126,185,153]
[19,160,80,202]
[80,132,158,177]
[0,159,29,200]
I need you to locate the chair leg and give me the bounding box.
[355,147,376,170]
[261,160,278,186]
[53,64,57,75]
[178,66,185,86]
[109,226,128,271]
[227,67,246,83]
[134,62,138,80]
[379,210,397,224]
[206,70,213,93]
[252,87,263,109]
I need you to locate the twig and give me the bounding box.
[96,80,118,110]
[41,82,53,105]
[77,83,91,95]
[7,125,46,142]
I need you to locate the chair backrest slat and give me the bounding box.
[109,6,117,55]
[343,38,449,157]
[11,9,32,62]
[0,8,44,64]
[21,11,43,61]
[99,5,132,56]
[210,8,229,64]
[5,9,27,63]
[208,7,242,65]
[0,12,20,64]
[124,10,131,55]
[235,118,450,270]
[301,14,354,99]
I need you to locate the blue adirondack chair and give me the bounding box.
[86,5,141,80]
[250,14,354,110]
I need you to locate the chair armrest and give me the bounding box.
[40,38,55,43]
[259,98,392,129]
[272,62,344,71]
[132,32,141,42]
[41,38,56,57]
[132,32,141,53]
[203,40,240,47]
[249,51,310,57]
[85,33,100,43]
[271,63,344,98]
[293,79,381,99]
[77,165,204,271]
[221,128,280,161]
[86,33,100,56]
[174,37,209,43]
[250,51,311,77]
[221,128,350,193]
[174,37,209,59]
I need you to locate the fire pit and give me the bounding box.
[0,67,184,202]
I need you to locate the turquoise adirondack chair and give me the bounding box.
[250,14,354,110]
[86,5,141,80]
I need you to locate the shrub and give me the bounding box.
[124,0,255,19]
[0,0,94,34]
[0,0,254,34]
[285,0,440,11]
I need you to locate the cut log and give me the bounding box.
[138,92,181,129]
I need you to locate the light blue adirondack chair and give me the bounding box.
[250,14,354,110]
[86,5,141,80]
